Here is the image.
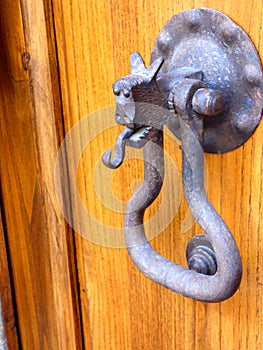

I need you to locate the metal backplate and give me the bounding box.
[151,8,263,153]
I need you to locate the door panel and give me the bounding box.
[1,0,262,349]
[51,1,262,349]
[0,0,81,348]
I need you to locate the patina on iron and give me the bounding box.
[102,8,263,302]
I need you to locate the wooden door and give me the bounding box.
[0,0,262,349]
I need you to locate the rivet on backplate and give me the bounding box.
[244,64,261,86]
[186,11,202,31]
[221,25,238,44]
[234,114,255,134]
[157,31,172,53]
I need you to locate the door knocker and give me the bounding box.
[102,8,263,302]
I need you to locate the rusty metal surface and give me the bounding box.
[102,8,262,302]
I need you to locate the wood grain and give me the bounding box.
[0,0,82,348]
[1,0,262,349]
[0,211,19,349]
[51,1,262,349]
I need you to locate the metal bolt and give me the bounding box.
[192,88,224,116]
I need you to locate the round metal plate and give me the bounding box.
[151,8,263,153]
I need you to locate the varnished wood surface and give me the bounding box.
[0,0,262,349]
[0,211,19,349]
[52,1,262,349]
[0,0,82,348]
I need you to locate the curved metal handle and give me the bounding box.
[124,127,242,302]
[102,8,263,302]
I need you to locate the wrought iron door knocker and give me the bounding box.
[102,8,263,302]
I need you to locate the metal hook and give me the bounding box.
[102,128,134,169]
[102,8,263,302]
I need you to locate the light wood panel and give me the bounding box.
[0,0,82,348]
[52,1,262,349]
